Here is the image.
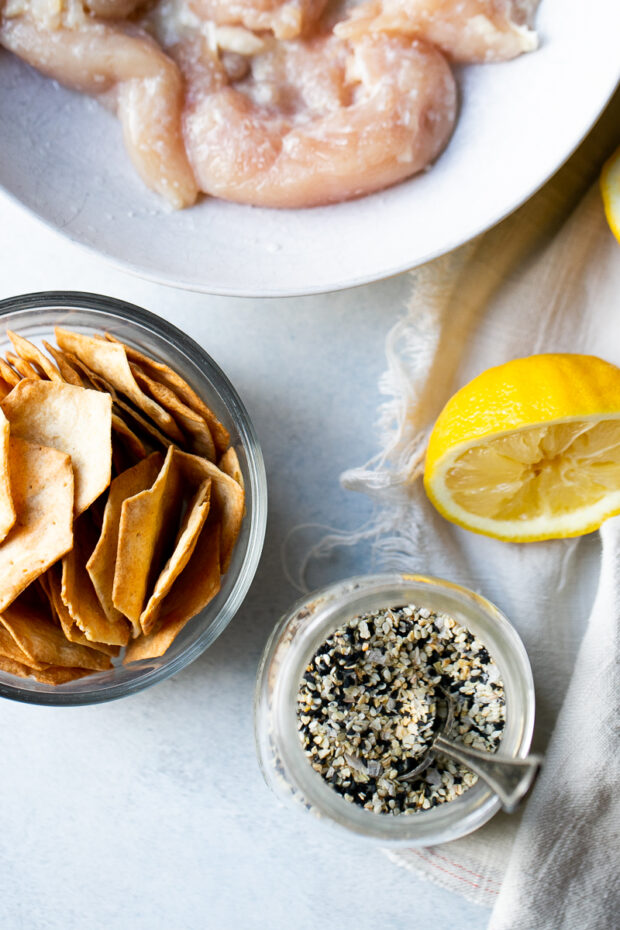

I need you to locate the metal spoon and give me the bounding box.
[398,695,542,813]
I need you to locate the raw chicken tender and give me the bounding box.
[0,0,540,208]
[179,33,457,208]
[189,0,327,39]
[0,1,197,207]
[336,0,539,63]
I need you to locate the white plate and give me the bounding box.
[0,0,619,297]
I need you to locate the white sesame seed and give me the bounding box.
[296,604,505,815]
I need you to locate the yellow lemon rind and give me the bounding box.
[426,355,620,476]
[601,150,620,245]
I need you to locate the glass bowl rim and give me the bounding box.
[0,290,267,706]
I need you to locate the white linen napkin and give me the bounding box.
[332,99,620,927]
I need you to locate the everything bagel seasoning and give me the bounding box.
[296,605,505,815]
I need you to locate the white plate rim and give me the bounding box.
[1,9,619,298]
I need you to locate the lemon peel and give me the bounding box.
[601,145,620,244]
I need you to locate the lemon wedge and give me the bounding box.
[601,146,620,244]
[424,354,620,541]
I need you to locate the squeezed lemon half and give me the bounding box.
[601,146,620,244]
[424,354,620,541]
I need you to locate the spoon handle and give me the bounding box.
[434,735,542,813]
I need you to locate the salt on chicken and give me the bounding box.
[0,0,539,208]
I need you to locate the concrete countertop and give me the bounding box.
[0,193,489,930]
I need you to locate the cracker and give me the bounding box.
[140,478,211,635]
[55,328,184,442]
[219,447,244,489]
[112,414,147,462]
[131,363,216,460]
[0,407,15,543]
[0,597,112,670]
[0,655,93,685]
[1,380,112,515]
[172,449,245,573]
[87,453,162,627]
[6,352,40,380]
[124,523,221,663]
[7,331,62,381]
[113,446,183,630]
[106,334,229,452]
[43,341,84,386]
[62,514,131,647]
[0,437,74,612]
[0,357,21,388]
[45,567,120,657]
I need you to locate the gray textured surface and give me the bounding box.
[0,193,490,930]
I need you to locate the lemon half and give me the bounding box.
[601,145,620,244]
[424,354,620,542]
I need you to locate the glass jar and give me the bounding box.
[255,572,535,846]
[0,291,267,706]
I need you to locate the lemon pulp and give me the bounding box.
[445,416,620,523]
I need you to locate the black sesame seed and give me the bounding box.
[296,604,505,816]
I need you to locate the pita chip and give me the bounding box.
[0,596,112,670]
[32,665,94,684]
[0,357,21,388]
[0,380,14,401]
[0,654,37,678]
[140,479,211,635]
[113,446,183,630]
[45,567,119,657]
[124,523,221,663]
[1,379,112,514]
[0,407,15,543]
[0,623,47,668]
[7,331,62,381]
[219,447,244,489]
[105,333,230,452]
[62,515,131,647]
[172,449,245,573]
[55,328,184,442]
[112,414,147,462]
[87,453,162,626]
[52,347,173,453]
[43,341,84,386]
[6,352,40,380]
[131,363,216,460]
[0,654,93,684]
[0,438,73,612]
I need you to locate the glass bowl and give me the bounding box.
[254,573,535,847]
[0,291,267,706]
